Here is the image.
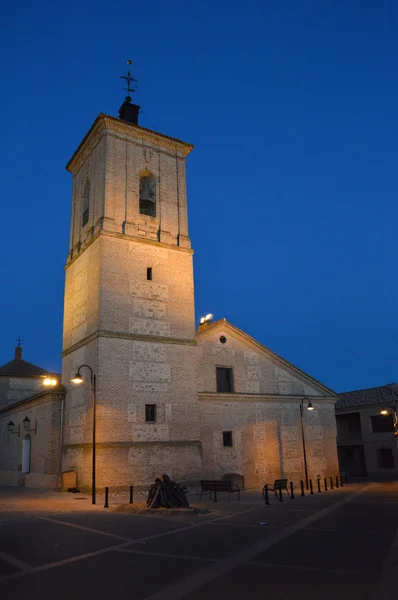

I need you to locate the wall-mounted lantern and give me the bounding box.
[22,416,37,434]
[7,421,20,435]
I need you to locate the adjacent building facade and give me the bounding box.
[336,384,398,479]
[0,345,64,487]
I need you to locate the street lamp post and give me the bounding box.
[300,397,314,490]
[71,365,97,505]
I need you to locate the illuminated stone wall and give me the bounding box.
[62,115,201,489]
[197,323,339,489]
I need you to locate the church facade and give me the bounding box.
[60,90,339,490]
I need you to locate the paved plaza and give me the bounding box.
[0,482,397,599]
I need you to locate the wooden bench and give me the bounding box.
[266,479,290,498]
[199,480,240,502]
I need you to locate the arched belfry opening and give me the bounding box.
[139,171,156,217]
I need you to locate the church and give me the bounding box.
[0,69,339,491]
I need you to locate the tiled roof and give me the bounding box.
[336,383,398,409]
[0,358,49,377]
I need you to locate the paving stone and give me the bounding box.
[182,563,378,600]
[0,518,120,567]
[255,528,390,571]
[127,523,275,558]
[0,550,210,599]
[49,511,189,538]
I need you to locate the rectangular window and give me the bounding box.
[216,367,233,393]
[377,447,395,468]
[371,415,394,433]
[147,267,152,281]
[347,414,361,432]
[145,404,156,422]
[223,431,233,447]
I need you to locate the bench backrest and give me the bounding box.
[200,480,232,492]
[274,479,288,488]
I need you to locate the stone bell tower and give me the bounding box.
[61,65,202,488]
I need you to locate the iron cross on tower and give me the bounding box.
[16,336,23,347]
[120,60,137,103]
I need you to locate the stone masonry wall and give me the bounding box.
[197,324,339,488]
[0,395,62,487]
[0,377,46,410]
[200,398,338,489]
[97,236,195,340]
[62,114,200,489]
[63,239,101,351]
[62,336,201,488]
[67,117,191,265]
[198,325,326,397]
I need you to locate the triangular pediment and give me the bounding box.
[196,319,336,398]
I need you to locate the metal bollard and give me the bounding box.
[317,478,321,493]
[324,477,328,491]
[309,479,314,495]
[300,480,305,497]
[278,485,283,502]
[340,475,344,487]
[335,475,339,489]
[129,485,134,504]
[104,486,109,508]
[264,484,270,506]
[330,476,334,490]
[290,481,295,499]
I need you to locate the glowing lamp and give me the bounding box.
[380,408,389,416]
[200,313,214,325]
[307,401,314,411]
[71,372,84,384]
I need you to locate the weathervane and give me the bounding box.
[16,336,23,347]
[120,60,137,103]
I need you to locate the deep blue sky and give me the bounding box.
[1,0,397,392]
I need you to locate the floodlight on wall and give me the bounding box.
[380,408,389,415]
[22,416,37,434]
[7,421,19,435]
[199,313,213,325]
[43,376,58,387]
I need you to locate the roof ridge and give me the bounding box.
[339,383,397,395]
[0,356,53,377]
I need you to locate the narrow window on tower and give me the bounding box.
[139,172,156,217]
[145,404,156,422]
[147,267,153,281]
[223,431,233,447]
[82,179,90,227]
[216,367,234,393]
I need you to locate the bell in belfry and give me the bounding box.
[139,173,156,216]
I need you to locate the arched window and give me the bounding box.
[139,172,156,217]
[82,179,90,227]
